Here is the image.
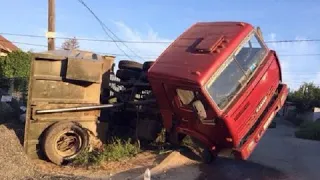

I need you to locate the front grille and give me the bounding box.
[235,102,250,121]
[237,90,278,148]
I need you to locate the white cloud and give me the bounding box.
[6,21,173,64]
[6,22,320,91]
[66,21,173,64]
[266,33,320,90]
[110,21,172,61]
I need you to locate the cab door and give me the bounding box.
[168,86,217,126]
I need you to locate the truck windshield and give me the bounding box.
[206,33,267,109]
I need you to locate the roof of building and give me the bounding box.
[0,35,19,52]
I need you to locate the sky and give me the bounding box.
[0,0,320,90]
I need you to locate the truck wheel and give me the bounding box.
[119,60,143,71]
[218,148,235,159]
[200,148,216,164]
[142,61,154,71]
[42,122,89,165]
[116,69,141,81]
[191,137,216,164]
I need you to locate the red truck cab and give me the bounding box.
[148,22,288,160]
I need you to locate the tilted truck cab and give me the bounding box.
[148,22,288,159]
[24,21,288,165]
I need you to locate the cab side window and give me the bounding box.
[176,89,195,107]
[176,88,216,124]
[176,89,210,110]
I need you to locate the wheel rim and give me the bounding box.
[55,130,82,158]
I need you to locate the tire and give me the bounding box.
[167,131,186,148]
[201,148,215,164]
[142,61,155,71]
[42,122,89,165]
[116,69,141,81]
[118,60,143,71]
[190,137,216,164]
[218,148,235,159]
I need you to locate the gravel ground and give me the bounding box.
[0,125,37,180]
[0,123,162,180]
[0,125,88,180]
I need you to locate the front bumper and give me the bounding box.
[233,83,288,159]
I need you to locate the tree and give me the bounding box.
[61,37,80,50]
[288,82,320,112]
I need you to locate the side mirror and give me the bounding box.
[192,100,207,120]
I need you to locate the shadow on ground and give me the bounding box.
[196,158,289,180]
[3,122,25,145]
[107,147,291,180]
[188,147,289,180]
[152,147,289,180]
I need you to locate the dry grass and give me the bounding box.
[72,138,140,167]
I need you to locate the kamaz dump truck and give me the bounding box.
[24,21,288,165]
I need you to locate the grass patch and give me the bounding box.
[147,129,172,155]
[295,121,320,141]
[181,135,194,147]
[72,138,140,167]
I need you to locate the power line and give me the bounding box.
[76,0,145,61]
[76,0,132,60]
[281,53,320,57]
[2,32,320,44]
[0,32,172,44]
[0,39,47,47]
[283,71,320,73]
[266,39,320,43]
[3,39,320,60]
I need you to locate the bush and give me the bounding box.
[72,138,140,166]
[295,121,320,141]
[0,51,31,78]
[290,117,305,126]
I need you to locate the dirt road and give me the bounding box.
[118,118,320,180]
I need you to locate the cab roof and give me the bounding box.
[148,21,254,86]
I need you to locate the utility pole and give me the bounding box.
[47,0,55,50]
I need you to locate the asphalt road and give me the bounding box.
[120,118,320,180]
[248,119,320,180]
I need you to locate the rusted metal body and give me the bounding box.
[24,50,114,159]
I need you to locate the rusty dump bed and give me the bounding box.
[24,50,114,158]
[148,22,253,86]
